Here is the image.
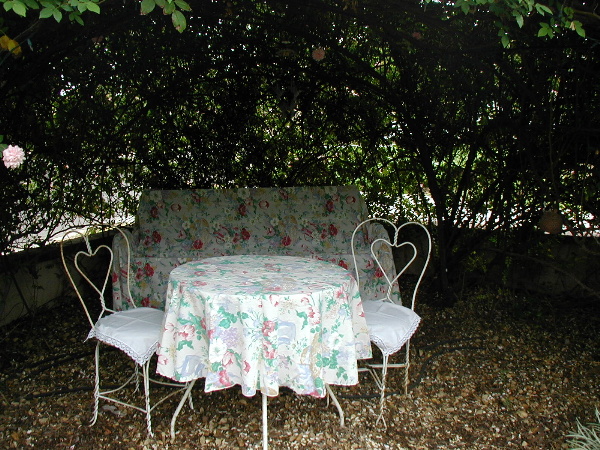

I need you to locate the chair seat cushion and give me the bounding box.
[362,300,421,356]
[88,308,164,365]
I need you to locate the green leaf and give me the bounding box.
[174,0,191,12]
[53,8,62,22]
[172,9,186,32]
[39,6,53,18]
[69,11,84,25]
[455,0,470,14]
[535,3,553,15]
[86,2,100,14]
[163,1,175,15]
[515,14,524,28]
[562,6,574,18]
[537,22,553,38]
[140,0,155,15]
[11,1,28,16]
[572,20,586,38]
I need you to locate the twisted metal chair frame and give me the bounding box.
[60,227,189,435]
[351,218,431,426]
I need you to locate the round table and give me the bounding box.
[157,254,371,397]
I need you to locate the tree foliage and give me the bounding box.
[1,0,190,30]
[0,0,598,303]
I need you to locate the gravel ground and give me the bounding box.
[0,288,598,449]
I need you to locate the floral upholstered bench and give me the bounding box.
[112,186,398,310]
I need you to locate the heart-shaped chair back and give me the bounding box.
[74,243,113,310]
[61,229,123,327]
[352,218,432,309]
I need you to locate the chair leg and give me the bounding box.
[142,361,153,436]
[404,342,411,396]
[376,354,389,428]
[91,341,101,426]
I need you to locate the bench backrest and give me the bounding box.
[135,186,368,258]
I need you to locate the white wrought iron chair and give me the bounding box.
[60,227,187,436]
[351,218,431,425]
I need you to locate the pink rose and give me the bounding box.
[329,224,338,236]
[325,200,335,212]
[238,203,247,216]
[281,235,292,246]
[192,239,203,250]
[3,145,25,169]
[152,231,162,243]
[150,207,159,218]
[141,297,150,307]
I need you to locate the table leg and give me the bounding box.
[262,393,268,450]
[325,384,345,427]
[170,379,196,442]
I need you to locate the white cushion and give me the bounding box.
[362,300,421,356]
[88,308,164,365]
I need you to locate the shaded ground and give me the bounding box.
[0,288,598,449]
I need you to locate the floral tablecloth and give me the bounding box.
[156,255,372,398]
